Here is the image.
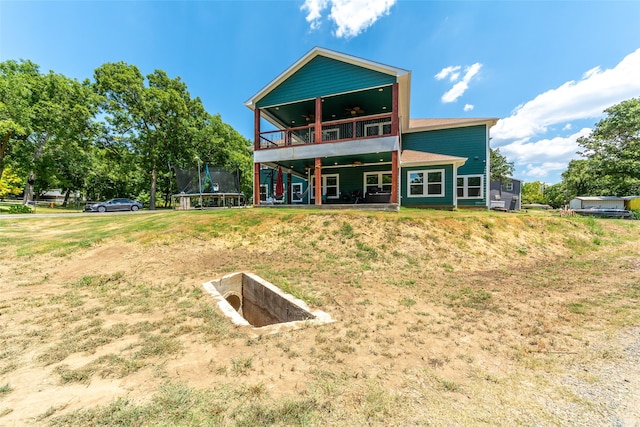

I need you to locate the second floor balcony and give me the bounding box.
[258,113,395,150]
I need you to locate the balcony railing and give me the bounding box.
[258,113,394,150]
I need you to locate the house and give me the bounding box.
[569,196,626,210]
[245,47,498,209]
[489,178,522,211]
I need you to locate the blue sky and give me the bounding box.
[1,0,639,184]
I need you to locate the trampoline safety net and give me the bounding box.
[174,166,242,194]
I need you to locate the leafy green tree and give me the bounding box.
[17,72,98,204]
[561,159,601,197]
[522,181,546,204]
[490,147,515,185]
[85,141,144,202]
[0,60,40,181]
[540,183,566,208]
[94,63,208,209]
[43,139,94,206]
[577,98,640,195]
[94,62,253,208]
[193,113,253,197]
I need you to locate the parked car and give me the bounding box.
[84,198,143,213]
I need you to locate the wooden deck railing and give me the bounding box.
[258,113,394,150]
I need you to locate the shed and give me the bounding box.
[569,196,625,210]
[489,178,522,211]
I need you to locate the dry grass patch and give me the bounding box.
[0,209,639,425]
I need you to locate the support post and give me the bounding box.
[392,151,399,204]
[254,108,261,151]
[391,82,399,136]
[314,97,322,144]
[253,108,261,206]
[254,163,261,206]
[314,157,322,205]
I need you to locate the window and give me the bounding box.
[310,174,340,200]
[259,184,268,201]
[505,181,513,191]
[407,169,444,197]
[457,175,483,199]
[291,183,303,202]
[364,171,392,194]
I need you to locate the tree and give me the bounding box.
[94,63,206,209]
[577,97,640,195]
[561,159,601,197]
[521,181,545,205]
[94,63,253,208]
[0,60,40,181]
[16,72,98,204]
[490,147,515,185]
[0,164,23,198]
[540,183,566,208]
[193,113,253,197]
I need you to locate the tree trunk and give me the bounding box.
[22,135,48,205]
[62,188,71,207]
[23,171,35,205]
[149,168,157,210]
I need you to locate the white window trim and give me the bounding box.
[291,183,303,203]
[407,169,445,198]
[505,181,513,192]
[363,171,392,194]
[310,174,340,200]
[457,174,484,199]
[259,184,269,200]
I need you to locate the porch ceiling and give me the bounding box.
[266,151,392,179]
[262,86,392,129]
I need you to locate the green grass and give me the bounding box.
[0,383,12,397]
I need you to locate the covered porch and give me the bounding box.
[255,140,399,207]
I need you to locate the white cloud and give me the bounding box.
[301,0,396,38]
[464,104,474,112]
[522,162,570,179]
[562,123,572,131]
[435,65,461,81]
[498,128,592,181]
[440,63,482,103]
[492,48,640,145]
[302,0,329,29]
[582,66,601,80]
[499,128,591,166]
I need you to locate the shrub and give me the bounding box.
[8,204,33,214]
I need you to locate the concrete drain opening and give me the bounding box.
[203,272,333,332]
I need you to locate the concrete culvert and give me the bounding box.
[224,293,242,314]
[203,272,333,333]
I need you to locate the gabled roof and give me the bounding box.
[245,47,412,131]
[406,118,498,133]
[401,150,467,167]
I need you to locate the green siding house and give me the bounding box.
[245,47,497,209]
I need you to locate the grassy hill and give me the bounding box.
[1,208,639,425]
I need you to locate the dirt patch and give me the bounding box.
[1,211,639,425]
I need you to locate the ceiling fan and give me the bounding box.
[302,113,315,122]
[346,106,365,116]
